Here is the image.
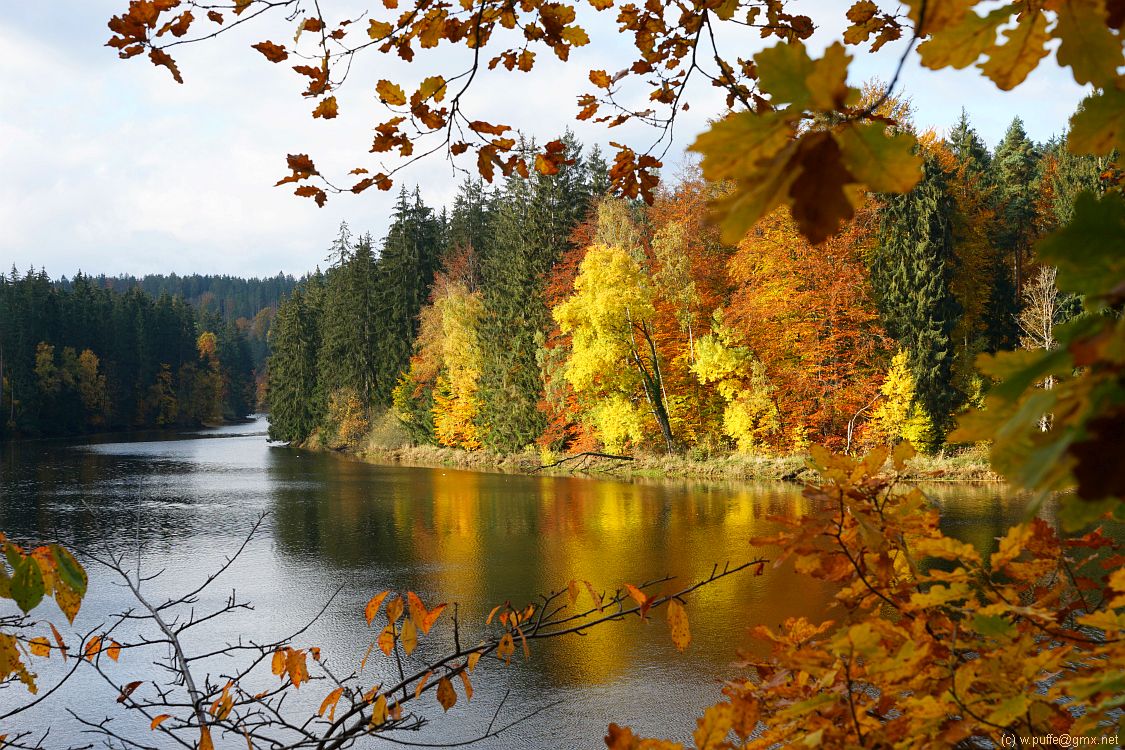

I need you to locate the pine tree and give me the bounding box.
[871,154,962,443]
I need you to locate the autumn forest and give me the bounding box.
[264,111,1100,463]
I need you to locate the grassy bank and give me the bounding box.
[302,413,1002,484]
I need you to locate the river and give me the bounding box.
[0,417,1035,748]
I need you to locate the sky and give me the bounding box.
[0,2,1090,279]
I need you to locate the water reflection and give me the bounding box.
[0,420,1056,748]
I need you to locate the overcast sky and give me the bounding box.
[1,2,1089,279]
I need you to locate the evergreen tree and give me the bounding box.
[992,118,1040,297]
[267,288,322,442]
[947,109,991,176]
[871,155,962,443]
[374,188,443,404]
[447,178,492,255]
[476,134,596,451]
[318,225,383,405]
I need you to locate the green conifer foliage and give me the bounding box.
[871,155,962,444]
[476,134,596,451]
[375,188,443,404]
[267,288,322,443]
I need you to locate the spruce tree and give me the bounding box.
[374,187,442,404]
[992,118,1040,297]
[267,288,322,443]
[871,155,962,445]
[318,225,382,405]
[476,134,596,451]
[948,109,991,176]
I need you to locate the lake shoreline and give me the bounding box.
[304,437,1003,484]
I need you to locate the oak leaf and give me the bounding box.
[252,41,289,63]
[376,79,407,106]
[312,96,338,119]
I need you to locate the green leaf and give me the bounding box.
[755,42,816,109]
[11,556,45,614]
[970,613,1014,638]
[50,544,87,598]
[1068,88,1125,156]
[917,8,1007,70]
[834,122,922,194]
[1054,0,1123,87]
[1037,191,1125,305]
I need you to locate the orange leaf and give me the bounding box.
[486,604,503,624]
[386,596,404,624]
[312,96,338,119]
[436,676,457,711]
[407,592,447,634]
[150,714,172,730]
[370,694,388,726]
[200,725,215,750]
[318,686,344,720]
[84,635,102,661]
[583,581,604,612]
[285,648,309,688]
[50,623,68,662]
[251,40,289,63]
[400,617,418,656]
[116,680,144,704]
[29,636,51,658]
[666,599,691,653]
[458,669,473,702]
[149,48,183,84]
[624,584,647,607]
[365,591,391,625]
[497,633,515,665]
[414,670,433,698]
[377,625,396,656]
[107,640,122,661]
[376,79,407,106]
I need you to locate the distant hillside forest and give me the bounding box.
[54,272,299,369]
[265,117,1108,457]
[0,272,272,437]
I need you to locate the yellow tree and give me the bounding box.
[431,281,485,450]
[553,240,675,453]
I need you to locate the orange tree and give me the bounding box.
[101,0,1125,746]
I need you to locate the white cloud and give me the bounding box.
[0,2,1087,278]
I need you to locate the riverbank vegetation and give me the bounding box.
[0,272,261,436]
[267,115,1100,475]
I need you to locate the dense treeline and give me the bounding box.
[60,272,299,321]
[57,272,299,371]
[0,270,255,437]
[266,114,1106,456]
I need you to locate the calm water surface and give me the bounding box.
[0,418,1036,748]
